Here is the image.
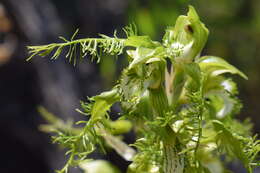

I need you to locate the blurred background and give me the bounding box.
[0,0,259,172]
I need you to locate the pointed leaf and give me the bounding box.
[198,56,248,79]
[206,91,238,119]
[168,5,209,61]
[107,119,132,135]
[90,89,120,123]
[125,36,159,48]
[128,47,164,69]
[212,120,260,172]
[221,78,238,95]
[171,65,186,106]
[183,62,201,87]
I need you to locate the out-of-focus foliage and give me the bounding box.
[79,160,121,173]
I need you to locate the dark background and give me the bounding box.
[0,0,259,172]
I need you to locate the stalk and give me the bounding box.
[149,85,184,173]
[149,85,168,117]
[163,143,184,173]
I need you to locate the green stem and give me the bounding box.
[149,85,184,173]
[163,143,184,173]
[171,64,186,108]
[149,85,168,117]
[29,38,125,49]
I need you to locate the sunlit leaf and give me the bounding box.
[171,65,186,106]
[198,56,248,79]
[212,120,260,173]
[183,62,201,87]
[206,91,238,119]
[90,89,120,123]
[107,119,132,135]
[125,36,159,48]
[128,46,165,69]
[170,5,209,61]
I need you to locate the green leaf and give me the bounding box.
[172,15,191,46]
[185,5,209,60]
[213,120,245,157]
[206,91,239,119]
[202,76,239,96]
[163,27,175,46]
[183,62,201,87]
[101,131,136,161]
[128,47,155,69]
[106,119,132,135]
[170,64,186,106]
[167,5,209,61]
[198,56,248,79]
[128,46,165,69]
[90,89,120,123]
[212,120,260,172]
[125,36,159,48]
[221,78,238,95]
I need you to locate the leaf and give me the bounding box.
[128,48,152,69]
[90,89,120,123]
[107,119,132,135]
[93,88,120,103]
[183,62,201,87]
[198,56,248,79]
[170,64,186,106]
[202,76,239,96]
[38,106,60,124]
[185,5,209,59]
[212,120,260,172]
[163,27,175,46]
[206,91,239,119]
[125,36,158,48]
[213,120,245,156]
[128,46,165,69]
[101,130,136,161]
[168,5,209,61]
[173,15,191,44]
[38,47,54,57]
[221,78,238,95]
[128,47,155,69]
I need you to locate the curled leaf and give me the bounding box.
[128,47,165,69]
[90,88,120,123]
[125,36,159,48]
[166,5,209,61]
[198,56,248,79]
[206,91,239,119]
